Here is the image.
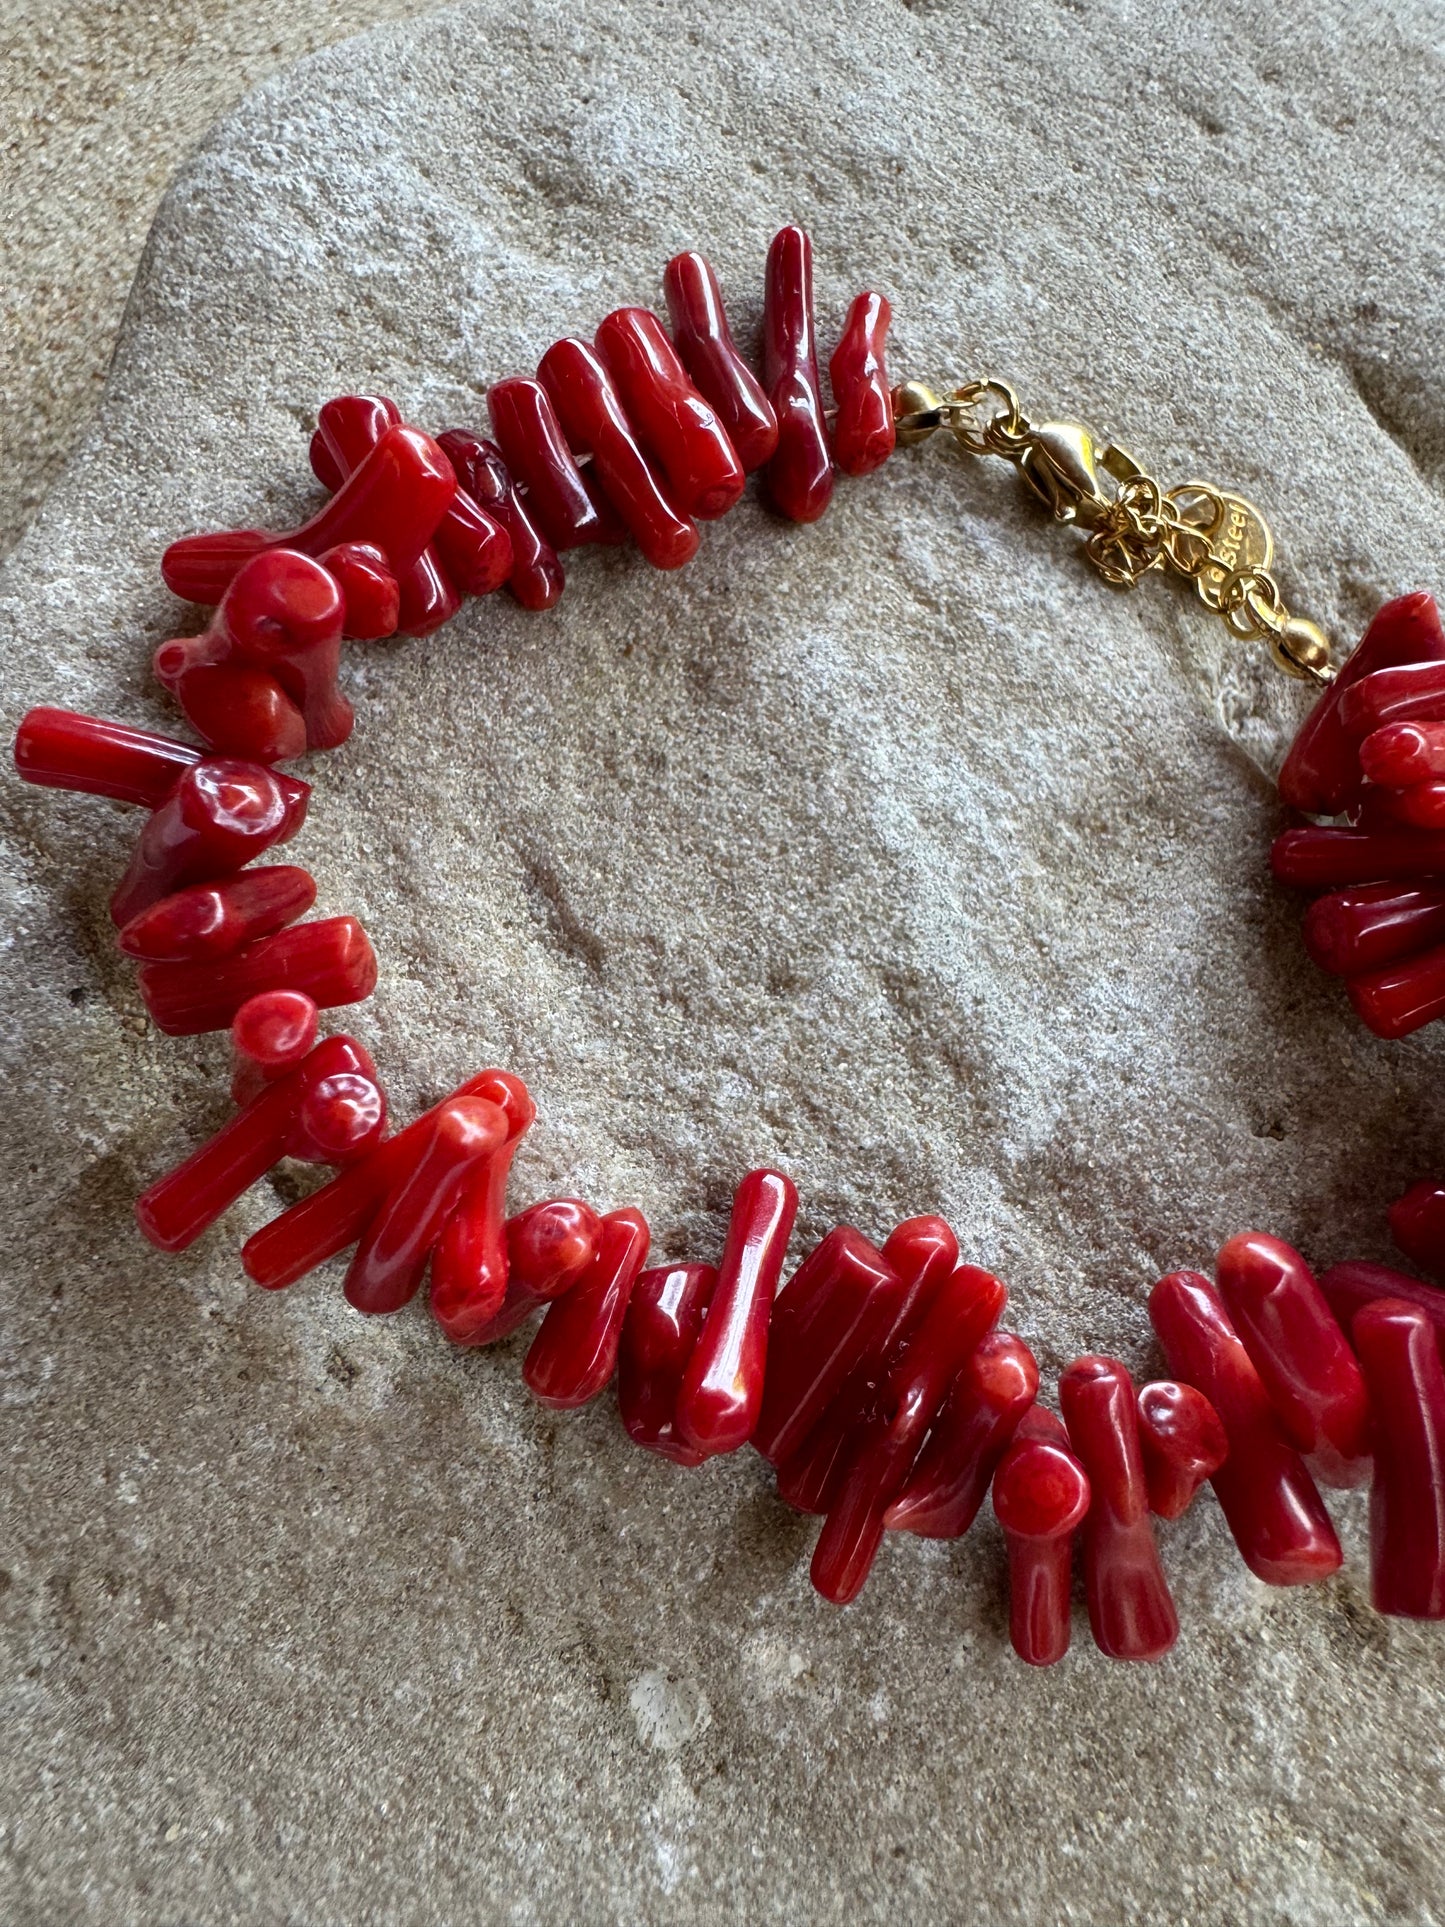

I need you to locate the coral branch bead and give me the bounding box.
[594,307,745,521]
[1301,883,1445,977]
[430,1071,537,1344]
[1352,1299,1445,1618]
[1059,1357,1178,1662]
[1318,1261,1445,1366]
[110,760,309,928]
[508,1198,604,1299]
[662,250,779,473]
[137,915,377,1036]
[1149,1270,1342,1584]
[761,226,833,524]
[538,337,700,571]
[435,429,562,612]
[118,865,317,965]
[883,1330,1039,1538]
[1215,1232,1371,1487]
[524,1208,651,1409]
[673,1168,798,1456]
[1389,1182,1445,1281]
[14,707,200,808]
[993,1416,1090,1667]
[1360,721,1445,787]
[618,1263,720,1464]
[230,989,319,1103]
[488,376,623,552]
[1135,1381,1227,1520]
[828,292,895,478]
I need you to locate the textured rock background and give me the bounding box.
[3,2,1445,1921]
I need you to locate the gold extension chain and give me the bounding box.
[892,378,1335,686]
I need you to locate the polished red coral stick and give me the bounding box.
[1059,1356,1178,1662]
[488,376,623,552]
[1278,592,1445,815]
[1345,944,1445,1038]
[674,1168,798,1456]
[810,1262,1006,1604]
[345,1096,508,1315]
[1271,826,1445,891]
[992,1406,1091,1667]
[662,250,779,473]
[240,1070,513,1289]
[14,708,201,808]
[829,292,895,478]
[1216,1232,1371,1487]
[434,429,562,612]
[618,1263,720,1464]
[118,865,317,964]
[775,1214,958,1515]
[1149,1270,1342,1584]
[594,307,745,521]
[1370,782,1445,831]
[1135,1380,1227,1519]
[136,1034,380,1252]
[524,1207,651,1408]
[539,337,700,571]
[1360,721,1445,787]
[752,1226,901,1467]
[1318,1261,1445,1367]
[230,989,319,1103]
[883,1330,1040,1538]
[1302,882,1445,977]
[288,1063,387,1166]
[1390,1181,1445,1282]
[438,1197,604,1346]
[1352,1299,1445,1618]
[1341,659,1445,739]
[154,548,352,761]
[761,226,833,524]
[430,1071,537,1344]
[109,760,309,928]
[138,914,376,1036]
[162,423,456,608]
[314,540,399,642]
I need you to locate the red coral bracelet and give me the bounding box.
[14,223,1445,1666]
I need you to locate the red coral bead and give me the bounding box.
[435,429,562,612]
[161,424,457,608]
[1360,721,1445,787]
[618,1263,720,1464]
[488,376,624,552]
[1135,1380,1228,1520]
[136,1034,378,1252]
[117,865,317,964]
[154,548,352,760]
[1318,1261,1445,1367]
[288,1068,387,1166]
[662,251,779,473]
[538,337,700,571]
[761,226,833,524]
[752,1226,901,1467]
[673,1168,798,1456]
[109,759,309,928]
[240,1071,514,1289]
[992,1422,1090,1667]
[1216,1231,1371,1487]
[1346,943,1445,1038]
[810,1263,1006,1604]
[1301,882,1445,976]
[1373,781,1445,830]
[828,291,895,478]
[430,1071,537,1344]
[1352,1299,1445,1617]
[509,1198,604,1298]
[1149,1270,1342,1584]
[1341,659,1445,739]
[1271,826,1445,890]
[523,1207,651,1409]
[594,307,745,521]
[1277,592,1445,815]
[1390,1182,1445,1282]
[882,1329,1040,1538]
[14,708,201,808]
[316,541,399,641]
[137,914,376,1036]
[230,988,319,1103]
[344,1096,509,1315]
[1059,1356,1178,1662]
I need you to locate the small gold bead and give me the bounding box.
[1270,615,1333,680]
[892,380,943,446]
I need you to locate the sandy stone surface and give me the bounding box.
[2,2,1445,1920]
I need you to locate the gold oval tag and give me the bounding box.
[1169,483,1275,610]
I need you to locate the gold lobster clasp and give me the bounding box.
[1015,420,1137,529]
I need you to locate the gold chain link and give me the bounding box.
[891,378,1334,684]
